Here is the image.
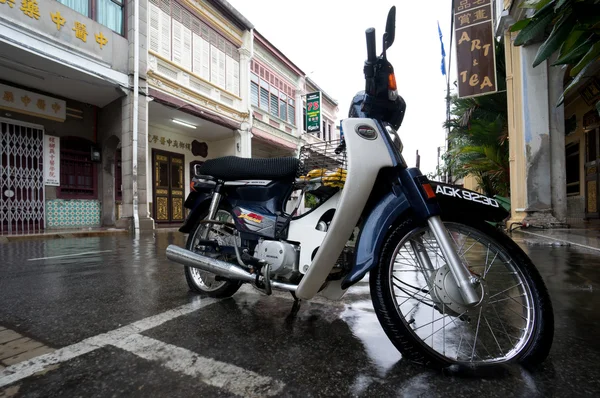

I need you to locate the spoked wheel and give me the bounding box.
[184,208,242,298]
[370,217,554,369]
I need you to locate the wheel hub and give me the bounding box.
[431,264,487,316]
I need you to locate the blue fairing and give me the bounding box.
[341,189,410,289]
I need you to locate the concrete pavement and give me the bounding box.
[0,232,599,397]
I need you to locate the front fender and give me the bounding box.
[341,183,508,289]
[341,189,411,289]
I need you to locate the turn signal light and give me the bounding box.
[388,73,397,91]
[190,181,196,192]
[422,183,436,199]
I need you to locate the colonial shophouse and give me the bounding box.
[0,0,136,235]
[144,0,253,226]
[1,0,339,235]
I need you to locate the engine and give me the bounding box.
[254,239,299,280]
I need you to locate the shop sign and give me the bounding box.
[306,92,322,134]
[0,83,66,122]
[44,134,60,186]
[454,0,497,98]
[0,0,113,56]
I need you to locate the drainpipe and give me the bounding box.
[132,0,140,233]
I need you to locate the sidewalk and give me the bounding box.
[0,227,129,244]
[514,227,600,252]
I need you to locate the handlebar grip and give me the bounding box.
[365,28,376,63]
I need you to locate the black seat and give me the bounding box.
[198,156,299,181]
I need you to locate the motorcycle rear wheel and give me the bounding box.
[184,208,242,298]
[370,216,554,369]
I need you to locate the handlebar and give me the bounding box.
[365,28,376,63]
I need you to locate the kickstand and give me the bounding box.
[287,292,302,318]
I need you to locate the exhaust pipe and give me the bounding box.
[166,245,297,292]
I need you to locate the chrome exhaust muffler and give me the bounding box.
[165,245,297,292]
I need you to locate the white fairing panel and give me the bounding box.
[295,118,394,300]
[287,191,341,273]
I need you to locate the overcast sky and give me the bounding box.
[228,0,456,175]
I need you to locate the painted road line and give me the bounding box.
[114,334,285,397]
[27,250,114,261]
[0,298,217,389]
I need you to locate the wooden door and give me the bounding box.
[152,149,185,224]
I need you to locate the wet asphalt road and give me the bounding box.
[0,231,599,397]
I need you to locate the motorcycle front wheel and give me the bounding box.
[370,216,554,369]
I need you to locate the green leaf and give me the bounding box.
[553,35,593,65]
[554,0,570,11]
[511,19,532,32]
[557,29,586,59]
[514,10,555,46]
[520,0,554,10]
[570,40,600,76]
[533,13,576,67]
[558,60,596,105]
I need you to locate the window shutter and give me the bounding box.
[192,33,202,75]
[210,45,219,85]
[159,9,171,59]
[232,59,239,96]
[251,82,259,107]
[149,4,160,53]
[182,25,192,70]
[226,56,234,94]
[172,20,182,65]
[201,38,210,80]
[218,50,226,89]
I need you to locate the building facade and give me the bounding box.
[0,0,339,235]
[495,0,600,226]
[0,0,135,234]
[144,0,253,226]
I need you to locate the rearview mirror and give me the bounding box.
[384,6,396,49]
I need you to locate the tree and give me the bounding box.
[433,41,510,197]
[511,0,600,115]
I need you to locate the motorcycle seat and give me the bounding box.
[198,156,300,181]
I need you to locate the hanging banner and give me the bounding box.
[44,135,61,186]
[306,92,322,133]
[0,83,66,122]
[454,0,497,98]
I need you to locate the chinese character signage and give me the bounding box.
[0,83,66,121]
[454,0,497,98]
[0,0,113,55]
[44,135,60,186]
[306,92,322,133]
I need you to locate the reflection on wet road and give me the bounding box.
[0,232,599,396]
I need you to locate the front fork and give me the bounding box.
[427,215,479,306]
[400,168,479,307]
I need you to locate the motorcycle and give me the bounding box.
[166,7,554,369]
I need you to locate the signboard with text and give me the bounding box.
[454,0,497,98]
[44,135,60,186]
[0,83,66,122]
[306,92,322,133]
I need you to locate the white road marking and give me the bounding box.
[27,250,113,261]
[0,298,217,388]
[114,334,285,397]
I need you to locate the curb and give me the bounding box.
[0,229,130,244]
[514,229,600,253]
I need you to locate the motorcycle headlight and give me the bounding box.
[385,125,403,153]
